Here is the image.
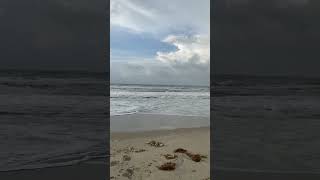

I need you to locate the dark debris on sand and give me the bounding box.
[157,162,176,171]
[173,148,206,162]
[116,147,147,154]
[174,148,187,153]
[122,168,134,179]
[146,140,164,147]
[134,149,146,153]
[162,154,177,160]
[110,160,120,166]
[186,152,201,162]
[122,155,131,161]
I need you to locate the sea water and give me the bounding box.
[111,84,210,117]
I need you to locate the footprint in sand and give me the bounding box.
[122,168,134,179]
[111,160,120,166]
[122,155,131,161]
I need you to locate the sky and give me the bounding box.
[110,0,210,86]
[2,0,320,78]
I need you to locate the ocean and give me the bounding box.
[0,70,210,171]
[4,70,320,173]
[110,84,210,132]
[213,75,320,173]
[0,70,108,171]
[111,84,210,117]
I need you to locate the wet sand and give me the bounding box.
[111,113,210,132]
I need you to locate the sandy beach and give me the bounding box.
[110,127,210,180]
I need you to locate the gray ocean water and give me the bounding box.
[110,85,210,132]
[0,70,210,171]
[0,70,108,171]
[111,84,210,117]
[3,71,320,173]
[213,75,320,173]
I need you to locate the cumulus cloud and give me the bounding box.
[157,35,209,65]
[110,0,210,85]
[111,34,210,86]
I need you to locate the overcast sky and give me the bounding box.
[110,0,210,86]
[2,0,320,79]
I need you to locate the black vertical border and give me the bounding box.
[106,0,110,178]
[210,0,214,179]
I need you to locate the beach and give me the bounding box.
[110,126,210,180]
[110,84,210,180]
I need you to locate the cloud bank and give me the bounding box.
[111,34,210,86]
[111,0,210,86]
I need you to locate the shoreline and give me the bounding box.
[111,126,210,139]
[110,113,210,133]
[0,114,211,180]
[111,112,210,118]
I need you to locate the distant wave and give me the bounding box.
[111,85,209,117]
[137,112,210,118]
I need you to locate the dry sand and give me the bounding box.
[110,127,210,180]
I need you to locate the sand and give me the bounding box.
[110,114,210,132]
[110,127,210,180]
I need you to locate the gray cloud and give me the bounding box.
[111,34,210,86]
[111,60,209,86]
[110,0,210,85]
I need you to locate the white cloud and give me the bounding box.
[157,34,210,65]
[110,0,210,85]
[111,34,210,86]
[111,0,156,33]
[111,0,210,35]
